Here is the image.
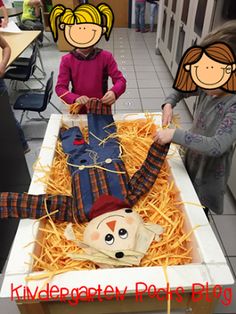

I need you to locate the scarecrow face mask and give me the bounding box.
[83,208,142,258]
[65,205,164,267]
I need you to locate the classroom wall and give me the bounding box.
[4,0,14,8]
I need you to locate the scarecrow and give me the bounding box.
[0,100,169,223]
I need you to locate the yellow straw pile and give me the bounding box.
[29,114,192,278]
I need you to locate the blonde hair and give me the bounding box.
[174,42,236,92]
[49,3,114,42]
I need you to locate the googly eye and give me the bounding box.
[118,228,128,239]
[105,233,114,245]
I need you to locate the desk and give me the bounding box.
[0,8,23,18]
[0,30,40,66]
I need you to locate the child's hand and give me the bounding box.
[0,63,6,77]
[101,91,116,106]
[153,129,175,145]
[162,103,173,126]
[75,96,89,105]
[1,19,8,28]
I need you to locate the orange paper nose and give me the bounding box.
[106,220,116,232]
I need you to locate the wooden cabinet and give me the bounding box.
[51,0,78,51]
[89,0,129,27]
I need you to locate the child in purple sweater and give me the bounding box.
[49,3,126,112]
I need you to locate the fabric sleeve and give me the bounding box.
[55,56,80,105]
[126,142,169,206]
[0,192,73,222]
[107,53,126,99]
[163,89,199,109]
[0,0,4,7]
[172,106,236,156]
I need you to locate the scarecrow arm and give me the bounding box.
[126,142,169,206]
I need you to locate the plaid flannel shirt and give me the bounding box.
[0,100,169,222]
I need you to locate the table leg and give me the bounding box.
[187,292,219,314]
[36,42,46,79]
[17,302,50,314]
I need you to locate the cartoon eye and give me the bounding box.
[211,66,214,69]
[105,234,114,245]
[84,27,86,30]
[125,209,132,213]
[206,67,209,69]
[118,228,128,239]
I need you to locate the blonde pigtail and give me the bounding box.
[97,3,114,41]
[49,5,66,42]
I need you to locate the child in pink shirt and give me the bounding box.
[56,48,126,110]
[50,3,126,112]
[0,0,8,28]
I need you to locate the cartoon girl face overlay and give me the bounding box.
[173,43,236,93]
[64,24,106,48]
[49,3,114,48]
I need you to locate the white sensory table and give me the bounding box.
[0,113,234,314]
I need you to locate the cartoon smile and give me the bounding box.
[69,28,97,45]
[194,66,226,86]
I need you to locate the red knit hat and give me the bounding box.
[89,195,130,220]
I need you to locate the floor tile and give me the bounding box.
[114,53,133,59]
[152,57,168,65]
[212,216,236,256]
[137,78,161,88]
[214,282,236,313]
[133,60,153,66]
[209,217,227,256]
[134,65,155,73]
[156,70,173,80]
[142,98,164,111]
[114,48,132,54]
[154,63,172,72]
[223,190,236,215]
[116,57,133,63]
[136,72,158,80]
[229,257,236,278]
[117,59,134,66]
[123,71,136,80]
[120,65,135,72]
[121,88,140,99]
[139,88,165,98]
[115,98,142,112]
[160,78,174,88]
[0,298,19,314]
[126,79,138,89]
